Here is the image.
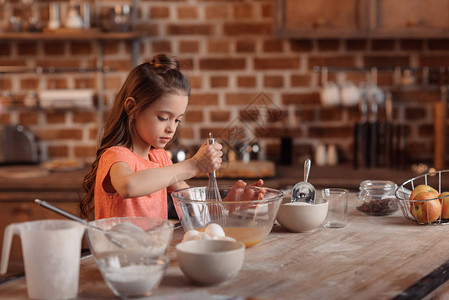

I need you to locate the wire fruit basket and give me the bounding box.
[395,169,449,225]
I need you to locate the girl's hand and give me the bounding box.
[225,179,266,202]
[191,141,223,174]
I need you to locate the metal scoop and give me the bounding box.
[291,159,316,203]
[34,199,149,249]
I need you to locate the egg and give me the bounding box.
[204,223,225,237]
[182,230,200,242]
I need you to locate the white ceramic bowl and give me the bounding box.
[276,197,328,232]
[96,252,169,298]
[176,239,245,286]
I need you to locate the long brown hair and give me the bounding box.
[80,54,191,219]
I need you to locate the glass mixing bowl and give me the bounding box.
[171,186,283,247]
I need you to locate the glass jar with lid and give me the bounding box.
[356,180,399,216]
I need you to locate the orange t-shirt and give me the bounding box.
[94,146,172,220]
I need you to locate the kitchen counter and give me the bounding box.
[2,195,449,299]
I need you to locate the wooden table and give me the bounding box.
[2,195,449,299]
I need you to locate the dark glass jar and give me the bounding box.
[356,180,399,216]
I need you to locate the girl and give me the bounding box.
[80,54,263,220]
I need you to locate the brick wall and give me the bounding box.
[1,0,448,168]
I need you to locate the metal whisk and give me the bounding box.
[204,132,224,225]
[205,132,222,202]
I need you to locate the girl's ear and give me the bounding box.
[124,97,136,117]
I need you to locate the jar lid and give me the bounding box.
[359,180,397,192]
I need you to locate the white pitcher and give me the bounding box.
[1,220,85,299]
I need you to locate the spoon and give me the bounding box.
[291,159,316,203]
[34,199,149,249]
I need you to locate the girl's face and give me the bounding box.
[133,93,188,150]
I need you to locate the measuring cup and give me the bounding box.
[1,220,85,299]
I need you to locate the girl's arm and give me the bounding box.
[108,143,222,198]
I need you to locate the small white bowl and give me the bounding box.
[276,197,328,232]
[176,239,245,286]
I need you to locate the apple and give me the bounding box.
[410,191,441,223]
[439,192,449,219]
[409,184,438,200]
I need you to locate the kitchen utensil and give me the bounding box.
[320,81,341,107]
[276,197,328,232]
[171,186,283,248]
[369,98,380,167]
[359,97,371,168]
[0,125,39,164]
[176,239,245,286]
[34,199,149,249]
[205,132,222,202]
[291,159,316,203]
[96,253,169,298]
[322,188,349,228]
[1,219,85,299]
[356,180,398,216]
[87,217,174,259]
[395,169,449,225]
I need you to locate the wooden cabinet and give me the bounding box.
[275,0,449,38]
[369,0,449,38]
[274,0,369,38]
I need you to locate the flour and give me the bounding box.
[103,264,165,297]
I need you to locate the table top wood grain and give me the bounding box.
[2,195,449,299]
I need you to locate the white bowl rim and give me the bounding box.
[280,198,328,207]
[176,239,245,254]
[171,185,284,204]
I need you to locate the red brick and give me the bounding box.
[225,93,258,105]
[205,5,230,19]
[233,4,254,19]
[70,41,92,55]
[73,111,97,123]
[19,111,39,125]
[264,75,283,88]
[418,124,434,137]
[89,128,98,140]
[254,57,300,70]
[207,40,230,53]
[185,110,203,122]
[236,40,256,53]
[103,59,133,72]
[317,40,339,51]
[74,145,97,158]
[152,41,172,53]
[199,58,245,70]
[282,93,320,105]
[210,111,230,122]
[364,56,409,68]
[318,108,344,121]
[167,24,214,35]
[400,39,424,51]
[344,39,367,51]
[0,42,11,56]
[308,125,353,138]
[17,42,38,56]
[371,39,395,51]
[46,111,66,124]
[211,76,228,88]
[46,78,68,89]
[262,4,272,18]
[36,59,83,68]
[223,22,272,35]
[48,145,69,157]
[392,90,439,103]
[405,107,427,120]
[177,6,198,19]
[43,41,66,55]
[419,55,449,67]
[0,78,12,90]
[0,113,11,124]
[291,74,311,87]
[179,58,194,71]
[189,75,203,89]
[0,59,26,67]
[179,126,194,139]
[20,78,39,90]
[189,93,219,106]
[74,77,96,89]
[290,40,313,52]
[37,128,83,140]
[150,6,170,19]
[102,41,120,55]
[309,56,356,69]
[237,76,256,88]
[298,108,318,122]
[104,76,122,90]
[179,41,199,53]
[263,40,284,52]
[428,39,449,51]
[255,127,302,138]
